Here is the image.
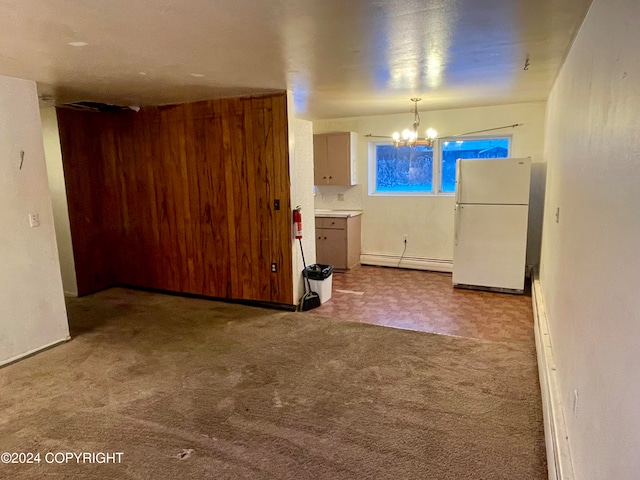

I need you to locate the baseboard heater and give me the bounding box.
[360,253,452,273]
[532,275,574,480]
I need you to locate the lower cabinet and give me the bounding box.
[315,215,361,270]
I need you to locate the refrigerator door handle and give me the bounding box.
[454,204,462,246]
[455,159,462,204]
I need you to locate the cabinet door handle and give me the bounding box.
[324,237,327,240]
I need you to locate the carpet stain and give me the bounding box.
[273,390,283,408]
[177,449,194,460]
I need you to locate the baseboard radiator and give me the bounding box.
[532,275,574,480]
[360,253,452,273]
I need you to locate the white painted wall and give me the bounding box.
[539,0,640,478]
[0,75,70,366]
[40,106,78,296]
[287,92,317,305]
[314,102,546,267]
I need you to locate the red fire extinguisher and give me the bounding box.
[293,206,302,239]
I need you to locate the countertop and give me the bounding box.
[314,209,363,218]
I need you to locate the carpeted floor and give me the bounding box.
[0,288,546,479]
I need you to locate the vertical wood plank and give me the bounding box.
[148,109,169,290]
[182,102,204,295]
[203,100,231,297]
[242,97,261,297]
[228,97,252,299]
[271,94,294,303]
[171,105,196,294]
[169,106,190,292]
[158,107,180,290]
[115,112,141,285]
[262,96,277,301]
[220,99,240,298]
[250,96,271,300]
[133,109,158,287]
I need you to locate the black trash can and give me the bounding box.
[303,264,334,304]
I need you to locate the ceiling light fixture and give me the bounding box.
[365,96,525,149]
[365,98,438,148]
[190,73,205,78]
[68,41,88,47]
[392,98,437,148]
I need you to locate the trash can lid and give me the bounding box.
[303,264,334,280]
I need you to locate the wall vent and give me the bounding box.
[62,101,129,112]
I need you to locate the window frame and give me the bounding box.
[436,134,512,195]
[368,134,513,197]
[368,141,437,197]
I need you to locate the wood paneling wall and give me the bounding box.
[58,93,293,305]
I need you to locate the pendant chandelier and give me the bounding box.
[391,98,437,148]
[364,97,524,147]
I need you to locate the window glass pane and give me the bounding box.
[440,138,509,192]
[375,145,433,193]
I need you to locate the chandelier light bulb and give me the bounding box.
[392,132,400,141]
[426,128,438,139]
[402,129,411,140]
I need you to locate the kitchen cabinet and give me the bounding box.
[313,132,357,185]
[315,214,361,270]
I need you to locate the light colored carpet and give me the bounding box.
[0,288,546,479]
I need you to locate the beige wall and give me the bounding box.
[288,91,317,304]
[314,101,547,268]
[0,76,69,365]
[40,106,77,296]
[540,0,640,478]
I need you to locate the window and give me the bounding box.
[372,144,433,194]
[440,137,510,193]
[369,136,511,196]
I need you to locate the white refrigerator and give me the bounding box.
[452,157,531,294]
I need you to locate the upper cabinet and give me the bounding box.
[313,132,357,186]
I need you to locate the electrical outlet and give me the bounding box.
[403,234,408,243]
[29,213,40,228]
[555,207,560,224]
[572,389,579,417]
[337,193,344,201]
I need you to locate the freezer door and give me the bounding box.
[457,157,531,205]
[453,204,529,291]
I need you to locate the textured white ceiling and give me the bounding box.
[0,0,592,119]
